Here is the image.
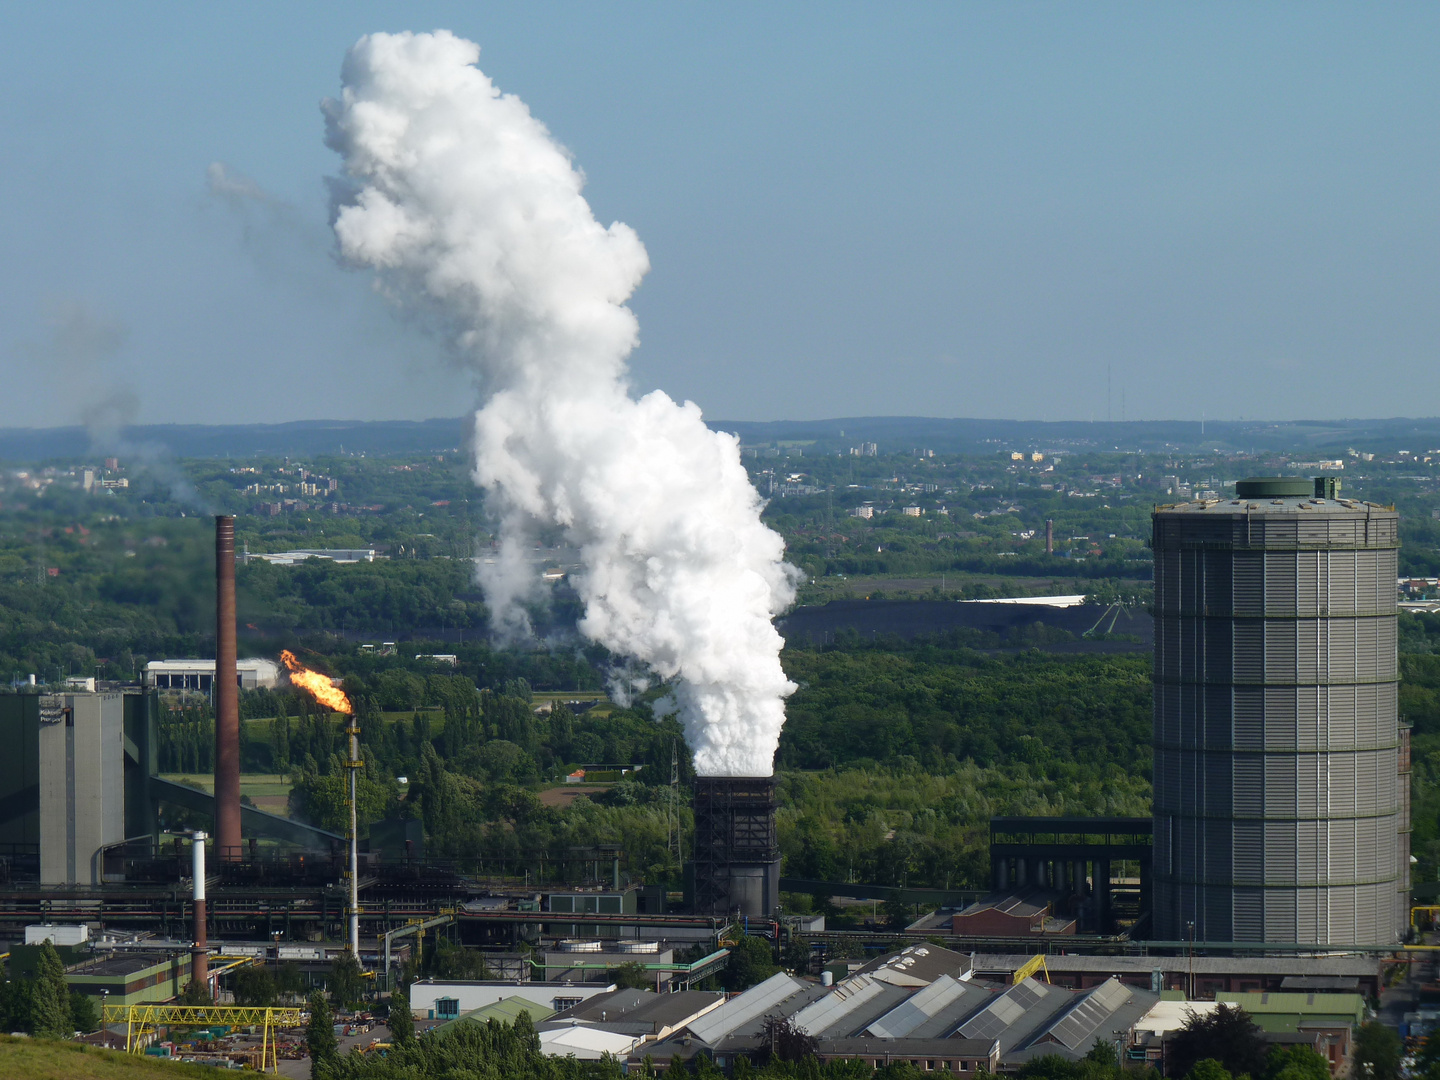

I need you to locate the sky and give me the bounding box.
[0,3,1437,427]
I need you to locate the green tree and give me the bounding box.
[1085,1038,1120,1070]
[329,952,365,1011]
[30,941,72,1039]
[388,984,414,1046]
[1354,1021,1403,1080]
[780,935,812,975]
[1263,1044,1331,1080]
[1,977,34,1035]
[307,990,339,1079]
[234,964,278,1007]
[1166,1005,1267,1079]
[428,940,492,980]
[276,962,306,1003]
[721,935,778,993]
[609,962,651,990]
[1186,1062,1234,1080]
[179,977,213,1005]
[69,991,99,1034]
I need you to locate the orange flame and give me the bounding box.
[280,650,352,714]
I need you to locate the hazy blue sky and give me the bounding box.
[1,4,1436,427]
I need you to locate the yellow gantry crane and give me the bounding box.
[1012,954,1051,984]
[101,1004,307,1074]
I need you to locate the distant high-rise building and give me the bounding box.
[1151,477,1405,945]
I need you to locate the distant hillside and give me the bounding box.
[707,415,1440,455]
[0,418,467,462]
[0,413,1438,462]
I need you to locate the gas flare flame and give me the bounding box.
[280,650,352,714]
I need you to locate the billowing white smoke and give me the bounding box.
[324,31,799,776]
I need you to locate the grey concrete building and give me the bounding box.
[1151,477,1405,945]
[39,693,126,885]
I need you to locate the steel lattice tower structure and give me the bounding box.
[1151,476,1406,945]
[691,777,780,918]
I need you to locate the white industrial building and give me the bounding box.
[247,548,376,566]
[145,658,281,692]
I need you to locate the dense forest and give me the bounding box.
[6,440,1440,896]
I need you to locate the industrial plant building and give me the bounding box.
[689,777,782,919]
[144,658,281,691]
[1151,477,1406,946]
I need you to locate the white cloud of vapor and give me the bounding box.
[323,30,799,776]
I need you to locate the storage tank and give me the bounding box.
[1151,477,1405,945]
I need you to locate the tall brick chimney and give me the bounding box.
[214,516,241,860]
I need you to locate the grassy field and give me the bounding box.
[795,571,1084,603]
[158,774,292,816]
[0,1036,218,1079]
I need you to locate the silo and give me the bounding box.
[1151,477,1405,945]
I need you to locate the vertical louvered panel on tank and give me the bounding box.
[1377,619,1398,677]
[1297,888,1319,942]
[1297,820,1321,885]
[1234,888,1263,938]
[1205,620,1233,680]
[1265,889,1298,942]
[1297,686,1321,750]
[1329,552,1357,612]
[1233,552,1264,614]
[1234,688,1263,750]
[1265,756,1298,817]
[1297,516,1329,546]
[1357,552,1380,609]
[1297,551,1320,614]
[1266,551,1298,614]
[1234,820,1263,884]
[1264,687,1297,750]
[1206,550,1233,613]
[1233,755,1263,815]
[1265,620,1298,681]
[1234,622,1264,682]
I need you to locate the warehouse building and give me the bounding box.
[144,658,281,691]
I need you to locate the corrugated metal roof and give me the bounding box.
[442,995,555,1031]
[539,1025,641,1059]
[1035,979,1132,1050]
[959,978,1048,1041]
[1216,992,1365,1017]
[866,974,980,1039]
[687,973,806,1046]
[790,976,887,1036]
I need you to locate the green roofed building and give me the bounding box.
[64,951,194,1007]
[437,996,554,1033]
[1215,992,1366,1073]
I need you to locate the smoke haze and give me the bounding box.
[324,30,798,776]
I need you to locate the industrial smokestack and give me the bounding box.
[191,830,209,996]
[691,777,780,918]
[1045,519,1054,556]
[214,516,241,860]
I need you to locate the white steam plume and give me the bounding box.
[323,31,799,776]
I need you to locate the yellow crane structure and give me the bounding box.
[101,1003,307,1073]
[1012,954,1051,984]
